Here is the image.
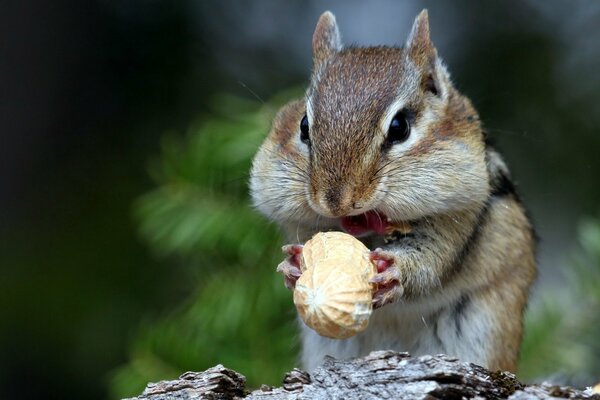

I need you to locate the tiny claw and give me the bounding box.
[277,244,304,289]
[369,266,401,285]
[370,248,395,273]
[372,284,404,309]
[369,249,403,308]
[276,261,301,277]
[277,261,302,290]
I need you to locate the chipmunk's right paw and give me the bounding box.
[369,248,404,309]
[276,244,303,290]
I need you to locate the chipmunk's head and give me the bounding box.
[251,10,490,232]
[304,10,489,221]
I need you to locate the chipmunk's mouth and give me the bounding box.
[340,210,389,237]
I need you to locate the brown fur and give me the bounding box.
[249,9,536,373]
[271,100,305,156]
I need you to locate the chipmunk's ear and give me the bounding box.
[406,10,449,97]
[406,9,436,67]
[312,11,342,70]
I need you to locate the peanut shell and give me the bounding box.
[293,231,376,339]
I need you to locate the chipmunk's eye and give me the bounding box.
[300,114,310,144]
[386,111,410,145]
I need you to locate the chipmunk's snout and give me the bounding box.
[322,187,351,217]
[312,185,371,218]
[308,146,381,217]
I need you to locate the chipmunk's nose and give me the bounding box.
[317,186,358,217]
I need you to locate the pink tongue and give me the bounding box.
[340,211,388,236]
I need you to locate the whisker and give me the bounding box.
[238,80,265,104]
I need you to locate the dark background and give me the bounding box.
[1,1,599,399]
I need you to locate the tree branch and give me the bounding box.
[126,351,599,400]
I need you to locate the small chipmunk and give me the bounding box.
[250,10,536,373]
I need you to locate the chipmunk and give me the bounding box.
[250,10,536,373]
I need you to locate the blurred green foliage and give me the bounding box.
[110,92,303,398]
[520,217,600,385]
[112,91,600,398]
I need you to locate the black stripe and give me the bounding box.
[442,202,490,283]
[491,170,517,198]
[452,294,471,338]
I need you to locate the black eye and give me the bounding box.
[386,111,410,145]
[300,115,310,144]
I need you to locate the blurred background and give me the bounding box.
[1,0,599,399]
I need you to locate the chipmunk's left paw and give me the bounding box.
[369,248,404,309]
[277,244,304,290]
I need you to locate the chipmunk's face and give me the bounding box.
[250,11,490,233]
[305,46,420,218]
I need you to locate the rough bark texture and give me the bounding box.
[126,351,599,400]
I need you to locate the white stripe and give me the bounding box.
[305,96,314,124]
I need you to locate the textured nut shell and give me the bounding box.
[293,232,375,339]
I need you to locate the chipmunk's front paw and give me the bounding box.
[369,248,404,308]
[276,244,304,290]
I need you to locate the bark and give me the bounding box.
[125,351,599,400]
